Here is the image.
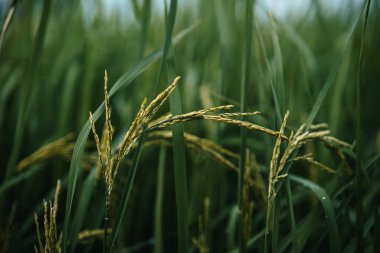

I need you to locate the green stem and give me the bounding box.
[238,1,253,251]
[355,0,371,250]
[154,145,167,253]
[285,177,299,253]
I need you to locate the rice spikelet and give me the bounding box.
[34,180,62,253]
[17,134,75,172]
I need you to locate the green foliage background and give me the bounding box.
[0,0,379,252]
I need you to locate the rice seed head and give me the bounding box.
[148,108,287,140]
[144,76,181,122]
[293,154,336,174]
[147,130,239,171]
[268,111,289,205]
[34,180,62,253]
[104,70,113,160]
[89,112,103,176]
[16,134,75,172]
[34,213,43,253]
[78,228,112,241]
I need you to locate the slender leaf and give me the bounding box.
[290,175,340,253]
[355,1,372,250]
[238,1,253,252]
[154,144,167,253]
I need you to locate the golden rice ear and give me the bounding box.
[33,180,62,253]
[146,130,239,171]
[292,154,336,174]
[16,134,75,172]
[268,111,289,205]
[78,228,112,241]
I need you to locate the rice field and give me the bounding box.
[0,0,379,252]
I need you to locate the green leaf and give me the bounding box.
[290,175,340,253]
[154,144,167,253]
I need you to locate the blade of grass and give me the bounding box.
[270,16,285,116]
[139,0,152,58]
[230,229,266,253]
[167,54,189,253]
[78,45,97,126]
[153,0,177,96]
[238,1,253,252]
[270,194,280,253]
[305,1,369,128]
[154,144,167,253]
[255,20,281,123]
[68,169,99,253]
[285,177,298,253]
[279,206,322,253]
[108,134,145,253]
[161,1,190,252]
[0,165,45,195]
[290,175,340,253]
[355,0,371,250]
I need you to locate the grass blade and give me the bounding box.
[270,17,285,117]
[0,166,45,195]
[290,175,340,253]
[285,177,298,253]
[304,1,368,128]
[355,0,372,250]
[167,56,189,253]
[68,169,100,253]
[139,0,152,58]
[108,135,145,252]
[238,1,253,252]
[154,144,167,253]
[162,1,190,252]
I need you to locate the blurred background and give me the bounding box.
[0,0,379,252]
